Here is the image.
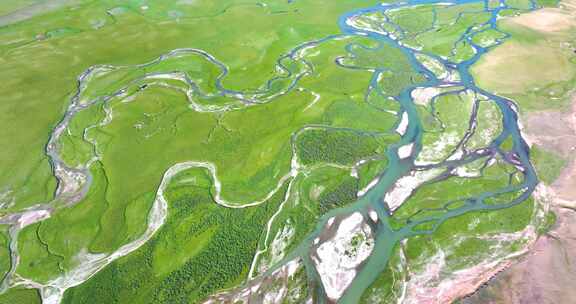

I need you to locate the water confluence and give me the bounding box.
[1,0,539,302]
[272,0,539,303]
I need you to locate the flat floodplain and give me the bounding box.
[0,0,573,303]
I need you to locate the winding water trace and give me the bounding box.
[1,0,541,302]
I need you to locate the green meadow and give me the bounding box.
[61,169,287,304]
[0,0,414,291]
[0,0,381,213]
[0,0,564,302]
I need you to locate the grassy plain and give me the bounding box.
[0,287,41,304]
[471,0,575,196]
[392,157,521,224]
[360,245,405,304]
[61,167,286,304]
[472,8,576,111]
[7,0,414,284]
[405,197,535,272]
[530,146,568,184]
[0,227,10,281]
[296,129,393,166]
[0,1,41,16]
[2,0,559,302]
[0,0,380,212]
[252,166,361,276]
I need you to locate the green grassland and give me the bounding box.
[0,1,43,16]
[355,2,492,61]
[251,166,361,277]
[253,154,394,273]
[472,12,576,111]
[404,196,536,274]
[0,0,383,213]
[465,99,504,151]
[0,227,10,282]
[360,245,406,304]
[296,128,394,166]
[471,0,574,188]
[416,90,475,164]
[354,1,552,290]
[391,155,524,226]
[361,194,539,302]
[8,0,417,285]
[61,167,287,304]
[0,287,41,304]
[10,0,422,284]
[0,0,561,302]
[251,126,397,276]
[530,146,568,185]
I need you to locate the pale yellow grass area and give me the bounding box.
[472,0,576,95]
[463,4,576,303]
[472,42,575,94]
[509,2,575,33]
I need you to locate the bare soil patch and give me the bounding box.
[472,42,574,94]
[509,9,574,33]
[463,98,576,304]
[462,207,576,304]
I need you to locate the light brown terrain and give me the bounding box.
[546,100,576,201]
[511,0,576,33]
[462,208,576,304]
[473,42,574,94]
[463,95,576,304]
[511,7,573,33]
[472,0,576,95]
[463,1,576,303]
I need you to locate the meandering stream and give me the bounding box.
[0,0,540,303]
